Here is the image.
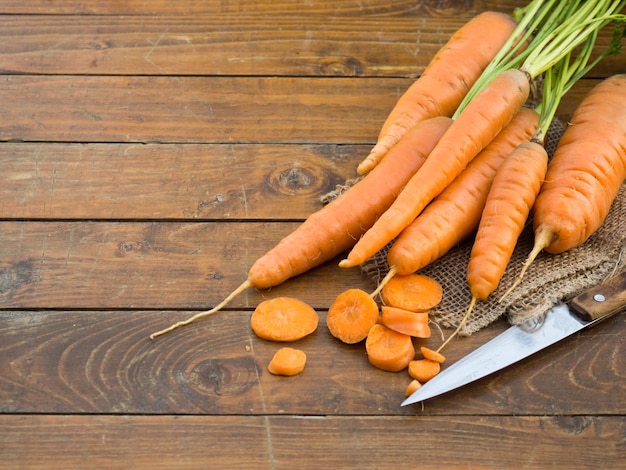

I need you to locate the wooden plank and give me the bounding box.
[1,15,621,78]
[0,76,600,144]
[0,0,518,16]
[0,143,363,220]
[1,308,623,415]
[0,415,624,469]
[0,75,408,144]
[0,221,376,309]
[0,16,496,77]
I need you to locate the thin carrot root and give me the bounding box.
[370,266,397,299]
[326,289,380,344]
[267,347,307,376]
[365,324,416,372]
[149,279,252,340]
[437,296,477,353]
[380,273,443,312]
[408,359,441,383]
[251,297,319,342]
[499,224,557,302]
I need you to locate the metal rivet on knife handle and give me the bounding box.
[569,271,626,322]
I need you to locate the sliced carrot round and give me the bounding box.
[380,306,431,338]
[251,297,318,342]
[420,346,446,364]
[365,324,415,372]
[326,289,380,344]
[268,347,307,376]
[405,379,422,397]
[408,359,441,383]
[381,273,442,312]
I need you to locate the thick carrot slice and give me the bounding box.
[251,297,318,342]
[420,346,446,364]
[405,379,422,397]
[267,347,307,376]
[326,289,380,344]
[408,359,441,383]
[379,274,442,312]
[365,324,416,372]
[380,306,430,338]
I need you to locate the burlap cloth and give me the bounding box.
[324,118,626,335]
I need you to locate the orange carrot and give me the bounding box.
[380,306,430,338]
[420,346,446,364]
[512,75,626,286]
[405,379,422,397]
[340,68,531,268]
[440,140,548,351]
[250,297,319,342]
[149,117,451,339]
[268,347,307,376]
[408,359,441,383]
[326,289,380,344]
[386,107,540,276]
[375,273,442,313]
[365,324,416,372]
[357,11,519,175]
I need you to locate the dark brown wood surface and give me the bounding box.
[1,2,624,469]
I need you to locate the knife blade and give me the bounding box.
[402,270,626,406]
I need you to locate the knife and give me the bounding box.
[402,270,626,406]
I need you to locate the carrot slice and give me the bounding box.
[408,359,441,382]
[380,306,430,338]
[326,289,380,344]
[405,379,422,397]
[365,324,416,372]
[420,346,446,364]
[380,274,442,312]
[267,347,307,376]
[251,297,318,342]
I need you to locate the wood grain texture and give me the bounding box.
[0,143,363,220]
[1,15,619,77]
[0,76,600,144]
[0,0,520,16]
[1,310,623,415]
[0,221,375,309]
[1,414,624,469]
[1,15,620,78]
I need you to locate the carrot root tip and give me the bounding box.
[498,224,556,303]
[437,296,476,353]
[149,279,253,340]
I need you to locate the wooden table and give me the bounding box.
[1,1,624,468]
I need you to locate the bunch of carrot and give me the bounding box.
[148,1,625,394]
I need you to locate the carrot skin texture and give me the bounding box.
[387,107,540,275]
[468,141,548,300]
[341,69,531,268]
[359,11,519,174]
[532,74,626,254]
[248,117,452,289]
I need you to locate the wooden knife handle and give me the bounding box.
[569,270,626,322]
